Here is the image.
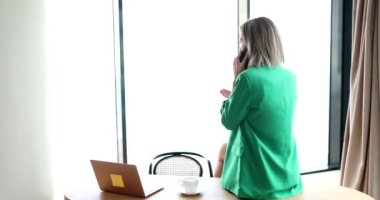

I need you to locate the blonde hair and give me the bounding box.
[241,17,284,67]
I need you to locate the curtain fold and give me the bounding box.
[340,0,379,199]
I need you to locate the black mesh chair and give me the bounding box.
[148,152,213,177]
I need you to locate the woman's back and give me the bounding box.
[220,66,303,199]
[219,17,303,199]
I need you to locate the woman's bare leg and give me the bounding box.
[214,142,227,177]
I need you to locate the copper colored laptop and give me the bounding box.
[90,160,164,198]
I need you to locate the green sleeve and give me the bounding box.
[220,74,253,130]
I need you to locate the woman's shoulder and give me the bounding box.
[242,65,294,77]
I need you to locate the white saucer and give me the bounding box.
[181,190,201,196]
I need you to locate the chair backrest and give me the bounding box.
[149,152,213,177]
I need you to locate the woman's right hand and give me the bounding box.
[233,49,249,79]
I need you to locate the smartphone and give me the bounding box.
[239,47,248,62]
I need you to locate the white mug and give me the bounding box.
[178,177,199,194]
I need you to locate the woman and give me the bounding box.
[219,17,303,199]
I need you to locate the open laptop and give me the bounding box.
[90,160,164,198]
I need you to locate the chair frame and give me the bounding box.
[149,152,214,177]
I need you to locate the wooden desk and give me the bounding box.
[64,172,374,200]
[64,176,237,200]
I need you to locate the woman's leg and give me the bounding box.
[214,142,227,177]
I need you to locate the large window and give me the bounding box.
[121,0,337,174]
[249,1,332,172]
[122,0,237,173]
[46,1,117,198]
[44,0,342,198]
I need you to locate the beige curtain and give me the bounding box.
[340,0,379,199]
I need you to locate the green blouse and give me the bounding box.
[220,66,303,199]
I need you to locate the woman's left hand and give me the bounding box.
[220,88,231,98]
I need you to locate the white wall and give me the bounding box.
[0,0,53,199]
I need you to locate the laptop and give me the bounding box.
[90,160,164,198]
